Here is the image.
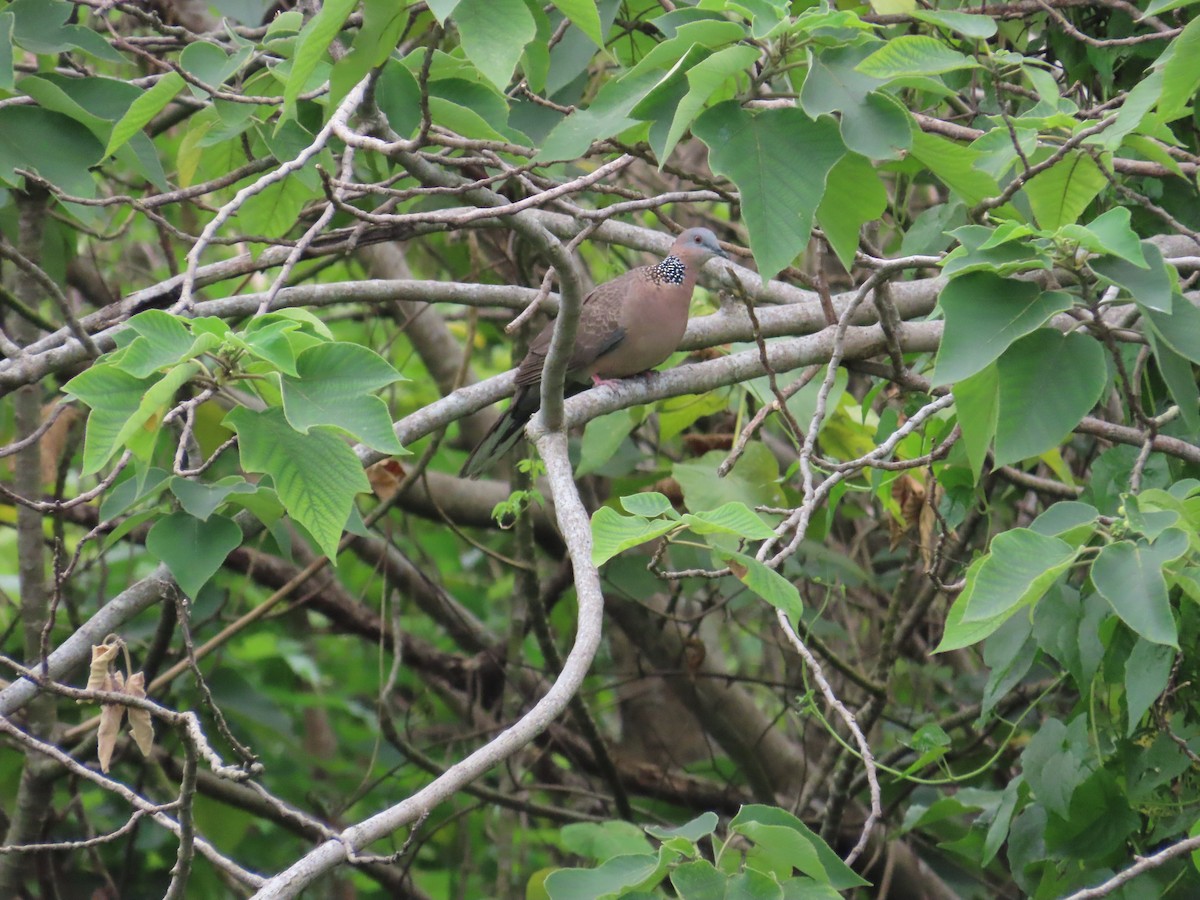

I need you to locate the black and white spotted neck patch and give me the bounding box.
[650,255,686,285]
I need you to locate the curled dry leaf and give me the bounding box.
[367,458,406,499]
[96,671,126,774]
[125,672,154,757]
[85,642,121,698]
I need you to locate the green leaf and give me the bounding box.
[169,476,257,521]
[1021,717,1089,819]
[551,0,604,47]
[179,41,247,94]
[1147,330,1200,433]
[670,859,727,900]
[105,72,184,157]
[1058,208,1147,268]
[280,343,404,453]
[1023,149,1107,230]
[1125,638,1174,736]
[619,492,676,518]
[1091,241,1174,313]
[590,507,679,566]
[63,363,157,474]
[328,0,411,109]
[1092,530,1189,647]
[146,511,242,598]
[561,820,653,860]
[0,107,104,195]
[932,273,1073,386]
[284,0,357,117]
[682,503,777,540]
[237,177,314,239]
[544,855,661,899]
[961,529,1078,623]
[730,806,869,889]
[1030,501,1100,541]
[646,812,718,843]
[910,132,999,206]
[839,91,913,161]
[816,153,888,269]
[659,44,758,163]
[114,362,201,464]
[911,9,998,38]
[537,64,665,161]
[693,102,844,282]
[225,407,370,560]
[1158,16,1200,122]
[577,408,640,476]
[993,330,1107,467]
[723,552,803,620]
[855,35,979,78]
[453,0,537,91]
[0,12,13,92]
[952,364,998,483]
[673,445,784,512]
[1143,291,1200,363]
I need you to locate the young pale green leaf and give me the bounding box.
[590,507,678,566]
[537,64,665,161]
[1157,16,1200,122]
[169,476,257,521]
[230,318,301,375]
[694,102,844,282]
[681,503,777,540]
[1059,208,1147,268]
[816,153,888,269]
[146,511,242,598]
[62,363,155,474]
[1023,150,1107,230]
[961,528,1078,623]
[225,407,370,560]
[280,343,404,453]
[283,0,357,116]
[856,35,979,79]
[619,492,677,519]
[453,0,536,91]
[993,330,1107,467]
[105,72,184,156]
[1125,638,1174,736]
[932,273,1073,386]
[551,0,604,47]
[737,821,827,882]
[1091,241,1174,313]
[910,131,999,206]
[113,362,201,463]
[117,310,193,374]
[658,44,758,163]
[730,805,869,889]
[911,9,998,37]
[1092,530,1189,647]
[723,552,802,620]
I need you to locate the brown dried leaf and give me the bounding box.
[889,474,926,550]
[39,404,82,486]
[125,672,154,757]
[96,671,125,773]
[367,458,406,500]
[85,642,121,697]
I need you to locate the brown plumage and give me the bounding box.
[461,228,726,478]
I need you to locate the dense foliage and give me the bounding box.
[1,0,1200,897]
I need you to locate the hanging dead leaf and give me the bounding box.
[889,474,926,550]
[367,458,407,499]
[39,404,82,486]
[125,672,154,757]
[97,671,125,773]
[85,642,121,697]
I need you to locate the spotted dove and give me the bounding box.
[460,227,726,478]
